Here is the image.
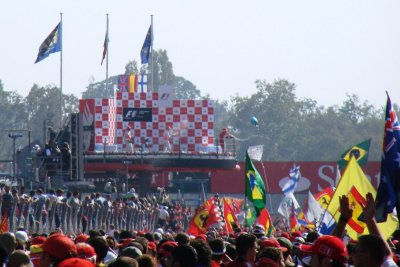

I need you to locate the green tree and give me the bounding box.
[144,49,175,91]
[339,93,377,124]
[226,79,386,162]
[82,75,118,99]
[228,79,293,160]
[174,76,201,99]
[82,59,139,100]
[25,84,78,143]
[82,50,177,98]
[0,80,26,159]
[125,60,139,75]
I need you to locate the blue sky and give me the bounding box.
[1,0,399,108]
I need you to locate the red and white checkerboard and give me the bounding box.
[91,92,214,152]
[94,98,115,145]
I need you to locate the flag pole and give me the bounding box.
[60,12,63,129]
[244,162,248,229]
[106,14,109,93]
[260,161,274,214]
[244,194,248,229]
[150,14,154,91]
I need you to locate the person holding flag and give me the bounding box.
[278,165,301,230]
[330,192,396,267]
[244,151,267,227]
[322,155,397,240]
[219,128,234,153]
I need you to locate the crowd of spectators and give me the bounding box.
[0,186,398,267]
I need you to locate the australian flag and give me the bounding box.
[35,22,62,63]
[140,25,152,64]
[375,92,400,222]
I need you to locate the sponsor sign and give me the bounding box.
[158,85,173,108]
[208,161,381,194]
[123,108,152,122]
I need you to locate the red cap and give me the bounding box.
[299,235,348,264]
[58,258,95,267]
[280,232,290,239]
[195,234,207,241]
[148,242,157,252]
[158,241,178,257]
[41,234,77,260]
[291,231,302,238]
[118,238,135,249]
[261,238,288,252]
[76,243,96,258]
[75,234,90,244]
[255,257,280,267]
[31,236,47,245]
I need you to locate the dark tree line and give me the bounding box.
[227,79,392,161]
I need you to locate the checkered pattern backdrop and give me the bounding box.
[90,92,215,152]
[94,98,116,145]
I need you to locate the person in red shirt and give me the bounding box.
[123,126,133,153]
[219,128,232,153]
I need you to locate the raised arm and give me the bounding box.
[363,192,392,258]
[331,195,353,237]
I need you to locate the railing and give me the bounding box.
[88,136,237,158]
[0,195,190,235]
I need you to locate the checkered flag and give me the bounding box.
[206,194,225,228]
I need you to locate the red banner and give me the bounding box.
[211,161,380,195]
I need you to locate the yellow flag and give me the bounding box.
[327,156,398,240]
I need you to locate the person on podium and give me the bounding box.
[123,126,133,153]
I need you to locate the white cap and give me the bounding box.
[154,232,162,240]
[15,231,28,243]
[155,228,164,235]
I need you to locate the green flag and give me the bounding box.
[245,152,266,218]
[337,139,371,170]
[245,202,257,227]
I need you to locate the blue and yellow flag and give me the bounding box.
[245,152,266,218]
[35,22,62,63]
[140,25,152,64]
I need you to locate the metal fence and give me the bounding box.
[0,193,189,235]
